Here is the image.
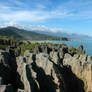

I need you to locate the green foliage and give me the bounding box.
[68,46,76,54]
[0,35,69,56]
[0,35,17,42]
[0,45,7,49]
[0,36,9,40]
[41,42,58,46]
[20,42,40,56]
[0,27,69,41]
[19,42,60,56]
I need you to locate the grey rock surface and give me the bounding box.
[0,44,91,92]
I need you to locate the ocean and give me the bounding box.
[49,40,92,56]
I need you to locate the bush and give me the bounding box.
[68,46,76,55]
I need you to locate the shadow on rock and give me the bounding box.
[58,65,85,92]
[26,65,39,92]
[31,61,57,92]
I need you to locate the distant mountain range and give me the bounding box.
[0,26,68,41]
[34,30,91,40]
[0,22,91,40]
[29,25,92,40]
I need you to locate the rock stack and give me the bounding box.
[0,44,91,92]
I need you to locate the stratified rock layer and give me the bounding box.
[63,53,92,92]
[0,45,91,92]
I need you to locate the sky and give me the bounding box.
[0,0,92,36]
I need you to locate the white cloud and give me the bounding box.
[29,25,70,33]
[0,0,92,22]
[0,9,49,22]
[0,21,69,33]
[0,21,90,36]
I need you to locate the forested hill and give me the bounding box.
[0,26,68,41]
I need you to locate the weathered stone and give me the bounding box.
[32,53,63,92]
[50,51,60,64]
[16,56,38,92]
[77,45,85,54]
[73,54,80,59]
[58,48,65,59]
[24,50,34,64]
[34,46,42,54]
[0,85,13,92]
[0,44,92,92]
[87,56,92,63]
[79,54,88,65]
[63,53,92,92]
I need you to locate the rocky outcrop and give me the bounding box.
[0,39,17,47]
[77,45,85,55]
[0,44,91,92]
[63,53,92,92]
[0,50,17,91]
[16,56,38,92]
[24,52,65,92]
[34,45,52,54]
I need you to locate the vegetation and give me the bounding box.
[0,45,7,49]
[0,36,15,41]
[0,35,67,56]
[20,42,40,56]
[0,35,85,56]
[0,27,69,41]
[68,46,76,55]
[0,36,18,49]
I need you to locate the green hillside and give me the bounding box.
[0,27,68,41]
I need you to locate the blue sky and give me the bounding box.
[0,0,92,36]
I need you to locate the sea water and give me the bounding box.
[49,40,92,56]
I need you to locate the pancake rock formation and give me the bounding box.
[0,44,91,92]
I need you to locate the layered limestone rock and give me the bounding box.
[16,56,38,92]
[0,44,91,92]
[63,53,92,92]
[24,52,65,92]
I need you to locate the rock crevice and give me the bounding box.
[0,45,91,92]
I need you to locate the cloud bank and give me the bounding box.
[0,0,92,22]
